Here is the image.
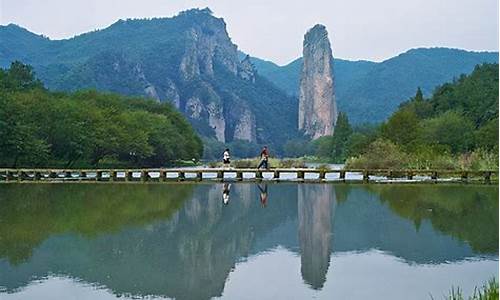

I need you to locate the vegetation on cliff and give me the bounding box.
[0,61,203,168]
[291,63,498,170]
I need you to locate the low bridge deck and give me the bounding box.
[0,168,496,183]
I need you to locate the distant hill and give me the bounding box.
[246,48,498,124]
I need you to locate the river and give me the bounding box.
[0,183,497,299]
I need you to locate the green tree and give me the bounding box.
[381,109,419,150]
[419,111,475,153]
[330,112,353,162]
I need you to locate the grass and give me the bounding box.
[432,278,499,300]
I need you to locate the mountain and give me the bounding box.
[247,48,498,124]
[298,24,337,139]
[0,8,297,155]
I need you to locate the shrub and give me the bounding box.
[345,138,408,169]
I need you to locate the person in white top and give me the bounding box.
[223,148,231,167]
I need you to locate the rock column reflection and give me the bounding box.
[298,184,337,289]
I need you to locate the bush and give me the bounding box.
[345,139,408,169]
[460,148,499,171]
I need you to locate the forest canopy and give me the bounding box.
[0,61,203,168]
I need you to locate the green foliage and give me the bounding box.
[475,118,499,151]
[309,112,354,162]
[346,63,498,169]
[381,108,419,150]
[418,111,475,153]
[0,62,203,167]
[345,139,408,169]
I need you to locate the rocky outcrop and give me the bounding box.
[238,55,256,83]
[179,9,238,80]
[231,99,256,142]
[298,24,338,139]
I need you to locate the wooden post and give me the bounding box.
[297,171,304,180]
[80,171,87,179]
[319,171,326,180]
[35,171,42,181]
[160,170,167,182]
[65,171,72,179]
[19,171,27,181]
[141,170,148,182]
[387,170,393,179]
[431,171,438,180]
[196,171,203,181]
[126,171,133,181]
[363,170,369,182]
[236,171,243,181]
[339,170,346,180]
[406,171,413,180]
[461,171,468,182]
[111,171,118,181]
[256,171,263,180]
[217,171,224,180]
[273,170,280,180]
[96,171,103,181]
[484,171,492,184]
[178,171,185,181]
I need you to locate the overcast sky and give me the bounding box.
[1,0,498,65]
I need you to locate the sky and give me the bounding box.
[1,0,498,65]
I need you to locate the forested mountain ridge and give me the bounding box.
[245,48,498,124]
[0,8,297,157]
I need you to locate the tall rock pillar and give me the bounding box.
[298,24,337,139]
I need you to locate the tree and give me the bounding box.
[381,109,419,150]
[419,111,475,153]
[330,112,353,162]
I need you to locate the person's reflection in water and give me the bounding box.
[298,184,336,290]
[222,183,231,205]
[257,183,268,207]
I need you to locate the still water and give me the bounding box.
[0,183,497,300]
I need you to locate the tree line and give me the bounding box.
[0,61,203,168]
[285,63,499,170]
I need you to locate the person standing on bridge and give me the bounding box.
[257,146,269,169]
[223,148,231,168]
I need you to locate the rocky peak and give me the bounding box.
[298,24,338,139]
[179,9,239,80]
[238,55,256,83]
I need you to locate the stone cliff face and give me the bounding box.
[161,9,257,143]
[298,24,338,139]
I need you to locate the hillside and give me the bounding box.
[247,48,498,124]
[0,9,297,157]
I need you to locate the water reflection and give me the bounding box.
[257,183,268,207]
[298,184,336,289]
[222,183,231,205]
[0,183,497,300]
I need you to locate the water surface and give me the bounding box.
[0,183,497,299]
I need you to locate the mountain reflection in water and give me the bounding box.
[0,183,497,300]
